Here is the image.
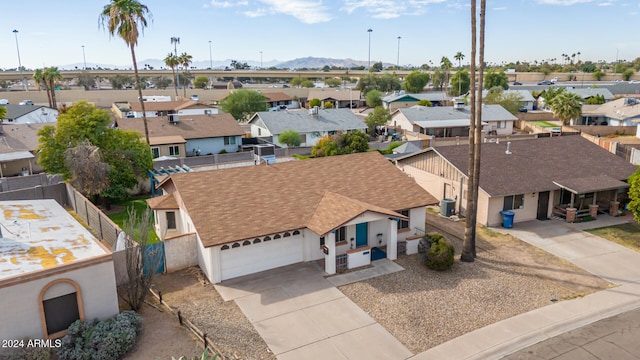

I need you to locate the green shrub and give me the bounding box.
[58,311,143,360]
[218,149,228,154]
[423,233,455,271]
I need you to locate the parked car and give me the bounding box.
[629,80,640,84]
[512,81,522,85]
[0,99,8,105]
[613,79,624,83]
[550,77,559,83]
[537,80,553,85]
[19,100,33,106]
[518,107,528,113]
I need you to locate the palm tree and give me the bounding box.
[100,0,152,144]
[454,52,465,69]
[441,56,453,93]
[43,67,62,108]
[548,92,583,125]
[164,52,179,98]
[33,68,51,107]
[178,52,192,99]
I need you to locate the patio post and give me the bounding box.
[387,219,398,260]
[325,231,336,275]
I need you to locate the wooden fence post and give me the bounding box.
[177,310,183,325]
[203,333,208,349]
[158,290,162,303]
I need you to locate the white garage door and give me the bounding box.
[220,235,303,281]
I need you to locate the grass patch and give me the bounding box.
[108,196,159,244]
[531,121,558,127]
[586,222,640,252]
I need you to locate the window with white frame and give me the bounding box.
[224,136,236,145]
[169,145,180,156]
[166,211,176,230]
[497,121,506,129]
[503,194,524,210]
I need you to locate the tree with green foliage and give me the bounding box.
[312,135,341,157]
[585,94,606,105]
[623,69,635,81]
[483,86,523,115]
[33,69,51,106]
[592,70,606,81]
[323,101,334,109]
[341,131,369,154]
[290,77,306,87]
[179,52,193,98]
[37,101,152,204]
[308,98,321,108]
[109,74,133,90]
[152,76,172,89]
[450,69,470,96]
[547,91,583,125]
[311,131,369,157]
[366,89,382,108]
[365,106,391,134]
[220,89,268,121]
[77,71,96,90]
[404,71,430,93]
[417,99,432,107]
[371,61,383,72]
[454,52,465,69]
[279,130,302,147]
[300,80,315,88]
[100,0,152,144]
[628,167,640,222]
[164,52,179,97]
[484,70,509,90]
[193,75,209,89]
[431,68,445,90]
[0,106,6,120]
[44,67,62,108]
[324,78,342,87]
[356,73,401,94]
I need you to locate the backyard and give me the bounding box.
[107,196,159,243]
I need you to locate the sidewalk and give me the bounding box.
[412,216,640,360]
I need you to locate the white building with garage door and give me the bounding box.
[0,200,119,341]
[148,151,437,283]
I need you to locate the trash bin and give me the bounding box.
[500,211,515,228]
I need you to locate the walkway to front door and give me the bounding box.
[215,263,412,360]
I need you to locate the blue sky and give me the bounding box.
[0,0,637,70]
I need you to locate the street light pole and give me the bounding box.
[12,29,26,92]
[397,36,401,69]
[367,28,373,69]
[260,51,263,69]
[82,45,87,70]
[208,40,213,69]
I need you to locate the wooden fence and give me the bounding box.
[149,288,225,360]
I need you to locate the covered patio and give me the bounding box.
[552,175,629,223]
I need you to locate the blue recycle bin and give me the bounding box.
[500,211,515,228]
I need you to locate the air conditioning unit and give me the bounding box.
[168,114,180,124]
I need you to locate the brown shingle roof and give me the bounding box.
[264,92,292,102]
[116,113,244,140]
[163,152,437,247]
[147,193,179,209]
[425,135,637,197]
[149,135,186,145]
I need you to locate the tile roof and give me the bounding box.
[160,151,437,247]
[115,113,244,140]
[399,135,637,197]
[249,108,366,135]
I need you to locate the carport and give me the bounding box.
[552,174,629,222]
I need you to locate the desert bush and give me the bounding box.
[57,311,142,360]
[423,233,455,271]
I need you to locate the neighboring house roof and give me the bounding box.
[383,92,453,103]
[582,98,640,121]
[399,135,636,197]
[307,89,361,101]
[0,122,47,151]
[566,88,615,101]
[394,104,517,125]
[249,108,366,135]
[1,104,57,122]
[264,92,292,102]
[128,99,212,112]
[481,89,536,102]
[156,151,437,247]
[149,135,186,146]
[115,113,244,140]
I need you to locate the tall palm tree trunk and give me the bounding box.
[49,80,57,109]
[131,44,150,144]
[182,71,187,99]
[461,0,478,262]
[172,67,178,99]
[43,82,52,108]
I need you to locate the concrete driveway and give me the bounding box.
[215,263,413,360]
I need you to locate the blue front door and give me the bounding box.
[355,223,368,248]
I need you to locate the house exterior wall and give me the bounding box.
[196,238,216,283]
[151,143,187,158]
[186,136,242,156]
[163,233,198,272]
[485,120,514,135]
[154,209,184,241]
[391,112,414,132]
[250,123,273,138]
[483,192,539,227]
[178,108,218,116]
[0,259,119,340]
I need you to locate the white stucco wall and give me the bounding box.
[250,124,272,138]
[486,120,515,135]
[196,238,215,284]
[0,260,119,340]
[178,108,218,116]
[186,136,242,155]
[484,192,539,227]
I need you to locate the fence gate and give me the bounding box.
[143,242,165,275]
[336,254,348,272]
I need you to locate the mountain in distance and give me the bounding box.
[57,57,393,71]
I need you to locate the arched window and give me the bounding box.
[274,234,281,239]
[253,238,261,244]
[263,236,271,242]
[232,243,240,248]
[221,245,229,250]
[39,279,84,339]
[243,240,251,246]
[292,230,300,235]
[283,232,291,237]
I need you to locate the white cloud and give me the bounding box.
[253,0,333,23]
[535,0,595,5]
[341,0,446,18]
